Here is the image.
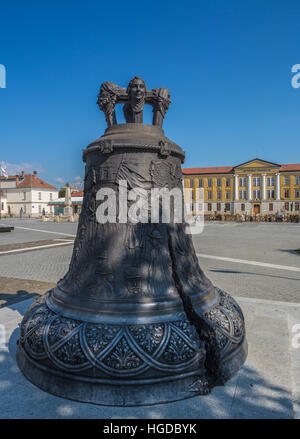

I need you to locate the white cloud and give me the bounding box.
[0,161,45,175]
[54,177,65,184]
[71,176,84,190]
[53,175,84,190]
[73,176,82,182]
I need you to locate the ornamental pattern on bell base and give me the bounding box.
[19,288,245,381]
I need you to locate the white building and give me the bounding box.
[0,171,58,217]
[0,190,8,215]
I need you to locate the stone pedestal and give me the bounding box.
[63,207,73,216]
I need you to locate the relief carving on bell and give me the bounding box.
[17,77,247,406]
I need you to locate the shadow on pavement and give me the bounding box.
[0,299,294,419]
[0,290,39,308]
[210,268,299,282]
[278,249,300,256]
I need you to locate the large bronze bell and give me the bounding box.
[17,77,247,406]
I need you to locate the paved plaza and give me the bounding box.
[0,218,299,418]
[0,218,299,304]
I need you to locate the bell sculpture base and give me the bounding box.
[17,77,247,406]
[17,288,247,406]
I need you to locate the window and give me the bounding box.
[267,189,275,199]
[38,192,42,200]
[225,203,231,211]
[285,202,289,211]
[269,203,273,211]
[295,176,300,185]
[253,190,261,200]
[284,189,290,198]
[190,180,194,188]
[217,178,221,187]
[239,190,247,199]
[284,176,290,185]
[191,191,195,200]
[217,202,221,211]
[225,191,231,200]
[207,178,212,187]
[239,177,247,187]
[195,189,203,201]
[267,176,275,186]
[241,203,245,211]
[198,179,203,188]
[253,177,261,187]
[49,193,53,201]
[217,190,221,200]
[295,202,299,211]
[226,178,231,187]
[207,203,212,211]
[23,192,26,200]
[207,190,212,200]
[295,189,300,198]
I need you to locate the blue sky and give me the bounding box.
[0,0,300,188]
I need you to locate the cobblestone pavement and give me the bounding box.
[194,222,300,267]
[0,218,77,245]
[0,245,72,283]
[0,219,299,304]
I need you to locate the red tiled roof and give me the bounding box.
[17,174,56,189]
[279,164,300,172]
[182,166,234,175]
[72,190,84,197]
[183,163,300,175]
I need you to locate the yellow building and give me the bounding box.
[182,158,300,216]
